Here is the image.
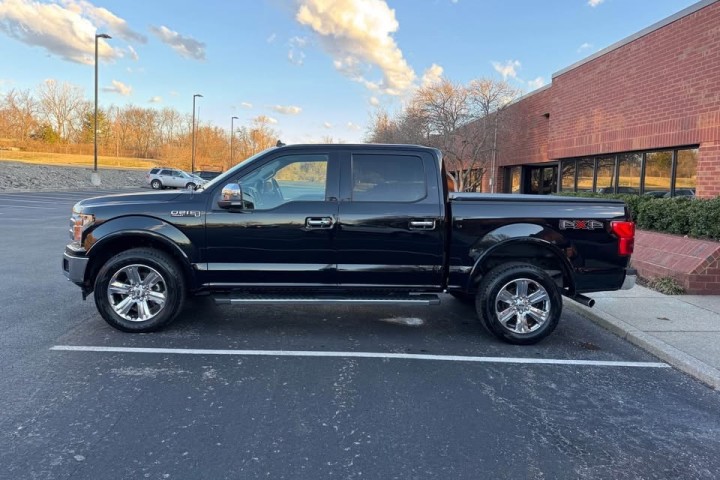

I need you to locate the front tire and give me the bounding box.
[93,248,186,332]
[476,263,562,345]
[185,182,196,190]
[151,179,162,189]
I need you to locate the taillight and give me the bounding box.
[611,221,635,256]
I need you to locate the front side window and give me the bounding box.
[351,154,426,202]
[234,154,329,210]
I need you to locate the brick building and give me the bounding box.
[489,0,720,199]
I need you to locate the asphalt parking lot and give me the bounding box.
[1,189,720,479]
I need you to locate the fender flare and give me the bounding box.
[83,215,196,286]
[465,229,576,293]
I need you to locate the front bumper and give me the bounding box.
[62,248,89,285]
[621,268,637,290]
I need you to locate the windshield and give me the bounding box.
[197,147,276,190]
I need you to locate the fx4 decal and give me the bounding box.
[559,219,604,230]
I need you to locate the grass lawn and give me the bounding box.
[0,150,157,170]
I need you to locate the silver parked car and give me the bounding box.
[146,168,206,190]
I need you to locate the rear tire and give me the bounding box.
[93,248,186,332]
[151,179,162,190]
[476,263,562,345]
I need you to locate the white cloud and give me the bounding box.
[288,36,307,65]
[149,96,162,103]
[421,63,443,87]
[266,33,277,43]
[492,60,521,80]
[527,77,546,90]
[169,90,179,96]
[254,115,278,125]
[369,96,380,106]
[323,122,332,129]
[296,0,417,95]
[577,42,593,53]
[347,121,361,131]
[102,79,132,96]
[272,105,302,115]
[588,0,604,6]
[127,45,139,61]
[150,25,205,60]
[240,102,253,109]
[62,0,147,43]
[0,0,124,64]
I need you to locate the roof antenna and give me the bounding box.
[276,140,285,147]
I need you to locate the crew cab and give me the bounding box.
[63,144,635,344]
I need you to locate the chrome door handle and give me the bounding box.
[306,217,333,229]
[409,220,436,230]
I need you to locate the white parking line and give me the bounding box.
[50,345,670,368]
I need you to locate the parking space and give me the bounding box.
[1,189,719,479]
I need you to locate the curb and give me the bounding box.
[565,300,720,390]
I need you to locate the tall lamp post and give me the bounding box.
[94,33,111,173]
[191,94,203,173]
[230,116,238,166]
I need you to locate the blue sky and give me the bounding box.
[0,0,701,143]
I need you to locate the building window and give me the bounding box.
[596,156,616,194]
[617,153,642,194]
[644,151,673,196]
[675,148,698,197]
[503,166,521,193]
[560,160,576,192]
[557,147,697,197]
[576,159,595,192]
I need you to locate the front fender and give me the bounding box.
[85,215,194,261]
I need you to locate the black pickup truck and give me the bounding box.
[63,144,635,344]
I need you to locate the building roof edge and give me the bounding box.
[552,0,718,79]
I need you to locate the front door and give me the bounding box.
[335,149,445,288]
[203,150,340,286]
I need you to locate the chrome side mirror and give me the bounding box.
[218,183,244,209]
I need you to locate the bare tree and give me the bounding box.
[37,80,85,141]
[366,77,520,191]
[1,89,38,141]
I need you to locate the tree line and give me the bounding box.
[0,80,279,171]
[366,78,520,192]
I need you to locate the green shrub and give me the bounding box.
[647,276,685,295]
[553,192,720,241]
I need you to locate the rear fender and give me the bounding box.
[465,223,576,293]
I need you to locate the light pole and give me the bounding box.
[191,94,203,172]
[230,116,238,166]
[94,33,111,173]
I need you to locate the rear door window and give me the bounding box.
[351,154,426,202]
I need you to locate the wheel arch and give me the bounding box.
[467,237,576,295]
[83,217,198,295]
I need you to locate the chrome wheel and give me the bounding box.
[494,278,551,334]
[107,264,167,322]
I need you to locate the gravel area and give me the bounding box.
[0,161,147,191]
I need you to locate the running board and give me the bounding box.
[213,293,441,306]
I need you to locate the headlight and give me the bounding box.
[70,211,95,243]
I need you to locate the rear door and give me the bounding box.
[335,149,445,288]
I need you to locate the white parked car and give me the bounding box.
[146,168,207,190]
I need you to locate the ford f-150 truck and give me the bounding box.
[63,144,635,344]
